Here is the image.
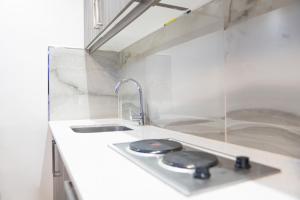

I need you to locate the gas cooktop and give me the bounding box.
[109,139,279,196]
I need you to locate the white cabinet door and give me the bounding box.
[52,140,78,200]
[102,0,132,26]
[84,0,103,47]
[84,0,133,48]
[52,140,66,200]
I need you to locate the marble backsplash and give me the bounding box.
[119,31,225,140]
[117,0,300,159]
[118,1,226,140]
[48,0,300,159]
[48,47,120,120]
[225,1,300,158]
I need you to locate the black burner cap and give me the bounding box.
[162,151,218,169]
[129,139,183,154]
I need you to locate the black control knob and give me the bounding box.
[194,167,211,179]
[235,156,251,170]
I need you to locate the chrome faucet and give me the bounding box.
[114,78,145,125]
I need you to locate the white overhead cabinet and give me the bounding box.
[84,0,101,46]
[84,0,213,53]
[84,0,133,47]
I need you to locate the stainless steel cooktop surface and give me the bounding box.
[109,139,280,196]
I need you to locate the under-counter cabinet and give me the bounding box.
[52,140,79,200]
[84,0,133,47]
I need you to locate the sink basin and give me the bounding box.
[71,125,133,133]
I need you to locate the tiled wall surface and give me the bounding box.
[48,47,120,120]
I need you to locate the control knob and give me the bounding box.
[235,156,251,170]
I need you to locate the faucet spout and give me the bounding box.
[115,78,145,125]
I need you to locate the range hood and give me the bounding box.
[87,0,213,53]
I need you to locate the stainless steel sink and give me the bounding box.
[71,125,133,133]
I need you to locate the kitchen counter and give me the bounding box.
[49,119,300,200]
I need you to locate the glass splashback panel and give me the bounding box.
[118,0,300,159]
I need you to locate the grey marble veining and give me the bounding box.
[116,0,300,159]
[48,47,120,120]
[48,0,300,159]
[227,109,300,128]
[226,121,300,158]
[225,1,300,158]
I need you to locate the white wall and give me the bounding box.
[0,0,83,200]
[47,0,84,48]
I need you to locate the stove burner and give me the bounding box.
[162,151,218,169]
[111,140,279,194]
[162,151,219,179]
[126,147,163,157]
[158,159,195,173]
[129,139,183,154]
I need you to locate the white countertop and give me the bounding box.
[49,118,300,200]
